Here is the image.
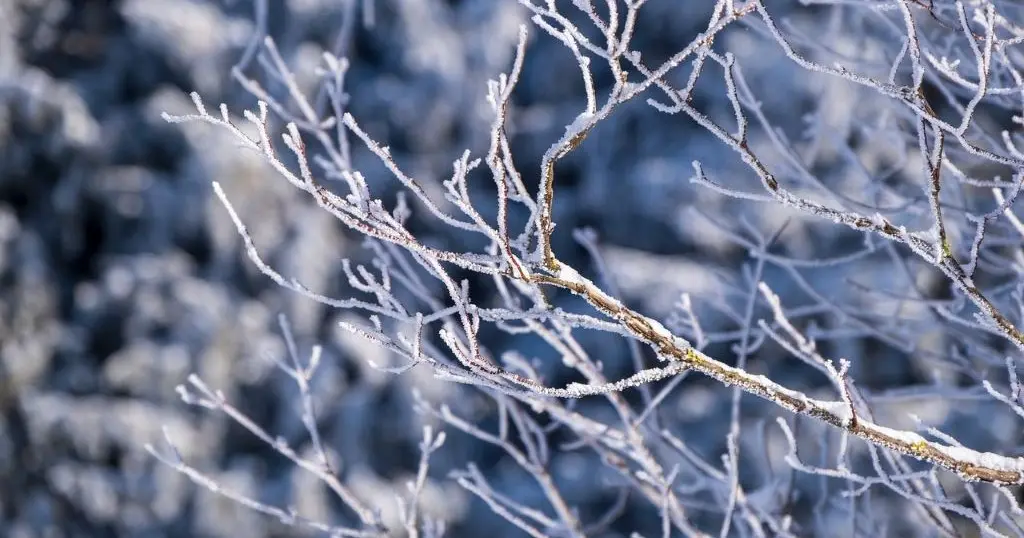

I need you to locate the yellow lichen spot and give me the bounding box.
[941,239,953,259]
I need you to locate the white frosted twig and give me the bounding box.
[173,374,381,526]
[146,428,382,538]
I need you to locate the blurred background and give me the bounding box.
[2,0,1020,536]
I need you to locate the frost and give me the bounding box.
[105,0,1024,535]
[818,400,855,428]
[934,446,1024,474]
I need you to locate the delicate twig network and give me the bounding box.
[151,0,1024,536]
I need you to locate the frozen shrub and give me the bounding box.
[150,1,1024,537]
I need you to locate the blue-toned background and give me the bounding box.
[3,1,1014,536]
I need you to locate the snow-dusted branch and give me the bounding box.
[160,0,1024,535]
